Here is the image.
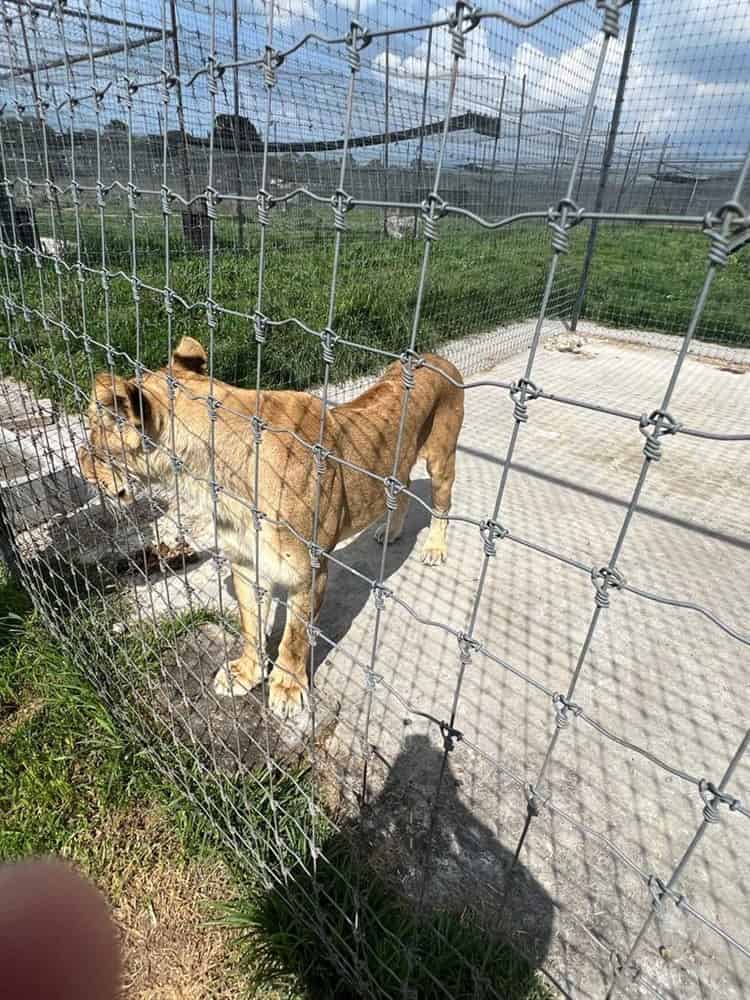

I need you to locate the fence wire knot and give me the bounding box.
[364,669,381,691]
[160,184,172,216]
[312,443,329,477]
[256,189,272,227]
[306,623,321,647]
[254,312,268,344]
[479,518,508,556]
[524,783,541,817]
[383,476,404,511]
[371,582,392,610]
[552,692,582,729]
[331,189,353,231]
[648,874,667,914]
[421,193,447,242]
[399,350,423,390]
[163,287,174,316]
[206,56,225,95]
[263,46,282,88]
[590,565,625,608]
[639,409,680,462]
[345,20,369,71]
[715,199,746,223]
[308,541,323,569]
[439,719,463,752]
[251,414,264,444]
[204,187,219,221]
[206,395,221,421]
[448,2,479,59]
[321,327,338,366]
[698,779,742,824]
[457,631,480,663]
[596,0,620,38]
[509,378,541,423]
[126,181,139,211]
[547,199,585,254]
[706,227,730,268]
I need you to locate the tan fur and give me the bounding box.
[79,336,464,718]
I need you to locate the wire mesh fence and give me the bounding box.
[0,0,749,996]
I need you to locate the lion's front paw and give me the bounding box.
[267,670,308,719]
[213,654,263,697]
[420,541,447,566]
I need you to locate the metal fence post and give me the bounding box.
[413,25,433,237]
[509,74,526,214]
[486,74,506,217]
[383,34,390,235]
[169,0,192,205]
[645,131,670,214]
[232,0,245,246]
[570,0,640,332]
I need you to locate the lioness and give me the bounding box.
[79,336,464,718]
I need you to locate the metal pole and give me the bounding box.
[509,73,526,213]
[630,131,647,205]
[686,175,700,213]
[383,33,390,235]
[169,0,192,205]
[486,73,506,216]
[614,120,640,214]
[552,104,567,194]
[646,131,670,213]
[413,25,433,236]
[569,0,640,332]
[232,0,245,246]
[18,12,62,227]
[574,103,596,203]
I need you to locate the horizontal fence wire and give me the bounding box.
[0,0,749,997]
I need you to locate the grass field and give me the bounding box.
[2,213,747,410]
[0,567,553,999]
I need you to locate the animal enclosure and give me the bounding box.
[1,0,749,997]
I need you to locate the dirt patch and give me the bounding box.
[0,698,45,745]
[76,807,242,1000]
[692,355,750,374]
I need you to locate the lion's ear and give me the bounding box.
[92,373,149,425]
[172,336,208,374]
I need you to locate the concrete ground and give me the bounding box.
[315,328,750,1000]
[4,322,749,999]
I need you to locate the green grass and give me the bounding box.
[0,567,552,998]
[224,835,552,1000]
[573,223,750,341]
[5,213,745,411]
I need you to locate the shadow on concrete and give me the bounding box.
[238,730,555,999]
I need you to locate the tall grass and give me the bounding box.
[2,216,747,412]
